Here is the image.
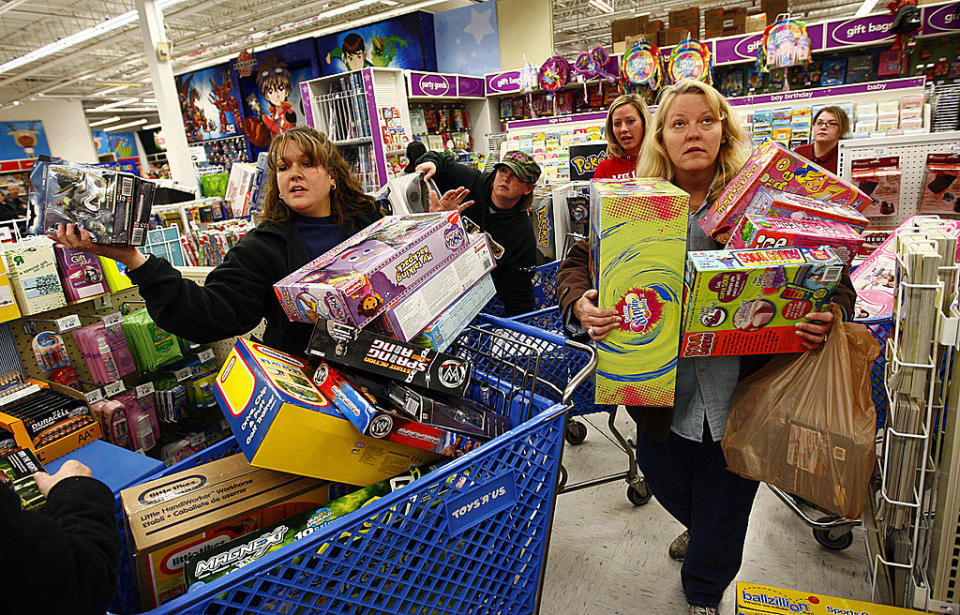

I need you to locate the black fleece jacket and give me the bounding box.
[0,476,120,615]
[419,152,537,315]
[128,211,380,358]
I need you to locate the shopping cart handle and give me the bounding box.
[561,338,596,406]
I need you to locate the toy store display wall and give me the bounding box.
[0,101,97,164]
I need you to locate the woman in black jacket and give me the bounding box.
[52,127,380,358]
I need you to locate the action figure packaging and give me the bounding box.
[681,246,844,358]
[130,177,156,246]
[274,212,472,327]
[0,447,45,510]
[851,157,902,218]
[121,453,339,609]
[589,179,688,407]
[725,214,864,265]
[0,380,102,463]
[53,245,108,302]
[41,162,116,244]
[412,274,496,351]
[701,139,872,243]
[213,339,436,483]
[307,318,472,398]
[384,381,510,440]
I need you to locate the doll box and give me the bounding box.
[681,246,844,358]
[725,214,864,265]
[213,339,437,485]
[589,179,689,407]
[274,212,471,328]
[701,139,872,243]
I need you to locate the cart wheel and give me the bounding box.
[627,481,652,506]
[565,420,588,445]
[812,517,854,551]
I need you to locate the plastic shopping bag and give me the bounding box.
[721,305,881,519]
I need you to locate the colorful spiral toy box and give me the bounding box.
[681,246,844,358]
[700,139,872,243]
[589,179,688,406]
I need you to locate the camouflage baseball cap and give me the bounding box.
[495,151,541,184]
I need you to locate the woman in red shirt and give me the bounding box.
[592,93,652,180]
[792,106,849,175]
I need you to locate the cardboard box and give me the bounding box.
[726,214,864,265]
[121,453,337,608]
[589,179,688,406]
[0,256,21,323]
[701,140,873,243]
[735,186,869,238]
[681,247,844,358]
[2,238,66,315]
[668,8,699,40]
[308,319,472,398]
[704,7,747,38]
[214,339,437,484]
[373,234,495,342]
[611,15,648,42]
[735,582,925,614]
[412,275,496,352]
[274,212,472,327]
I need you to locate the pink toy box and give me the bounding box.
[725,214,864,265]
[54,246,108,302]
[274,212,471,327]
[681,246,844,358]
[737,186,869,235]
[701,139,872,243]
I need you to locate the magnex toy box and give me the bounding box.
[726,214,864,265]
[701,139,872,243]
[412,275,496,352]
[736,582,924,614]
[213,339,437,484]
[681,246,844,357]
[274,212,472,328]
[738,186,869,235]
[307,318,472,398]
[589,179,688,407]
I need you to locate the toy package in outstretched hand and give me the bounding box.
[41,163,116,243]
[681,246,844,358]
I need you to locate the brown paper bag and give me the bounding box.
[721,305,881,519]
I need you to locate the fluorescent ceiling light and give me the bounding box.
[588,0,614,12]
[854,0,881,17]
[142,98,157,104]
[91,97,140,111]
[0,0,186,76]
[103,118,148,132]
[95,85,127,97]
[380,0,399,5]
[142,122,162,130]
[89,115,122,127]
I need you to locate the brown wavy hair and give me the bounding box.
[261,126,375,228]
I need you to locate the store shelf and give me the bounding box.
[384,149,407,155]
[333,137,373,147]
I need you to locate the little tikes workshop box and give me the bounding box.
[726,214,864,265]
[589,179,688,406]
[701,139,872,243]
[681,247,844,357]
[213,339,437,484]
[274,212,472,327]
[738,186,869,235]
[736,582,924,614]
[121,453,337,609]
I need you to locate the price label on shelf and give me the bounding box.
[84,388,104,404]
[174,367,193,382]
[135,382,156,398]
[198,349,215,363]
[104,380,126,396]
[102,312,123,327]
[56,315,81,333]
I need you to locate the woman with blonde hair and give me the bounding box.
[52,126,380,358]
[558,80,856,614]
[592,93,652,180]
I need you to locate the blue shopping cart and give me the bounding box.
[108,313,595,615]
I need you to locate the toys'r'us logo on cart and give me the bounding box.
[438,360,468,389]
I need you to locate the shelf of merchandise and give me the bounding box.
[501,111,608,183]
[405,70,498,158]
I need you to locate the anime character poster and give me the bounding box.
[316,12,437,76]
[91,130,138,159]
[0,121,51,160]
[174,66,244,143]
[433,3,500,76]
[234,39,318,155]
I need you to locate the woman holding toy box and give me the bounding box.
[557,80,856,615]
[51,126,380,358]
[591,93,652,180]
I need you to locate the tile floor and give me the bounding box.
[538,411,874,614]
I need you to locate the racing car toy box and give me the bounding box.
[681,246,844,357]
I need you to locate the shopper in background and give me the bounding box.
[416,150,539,315]
[51,126,380,358]
[403,140,427,174]
[793,106,850,175]
[557,80,856,615]
[592,93,652,180]
[1,459,120,615]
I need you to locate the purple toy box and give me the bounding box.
[274,212,472,327]
[54,246,108,302]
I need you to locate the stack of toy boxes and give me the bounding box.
[589,179,688,406]
[681,246,845,358]
[726,214,864,265]
[700,139,872,244]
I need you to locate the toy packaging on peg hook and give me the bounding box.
[758,17,812,71]
[668,39,712,85]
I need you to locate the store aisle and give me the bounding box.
[540,412,873,614]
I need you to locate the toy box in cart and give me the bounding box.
[681,246,844,357]
[590,178,688,406]
[273,212,472,328]
[736,582,925,614]
[726,214,864,265]
[700,139,872,243]
[213,339,437,483]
